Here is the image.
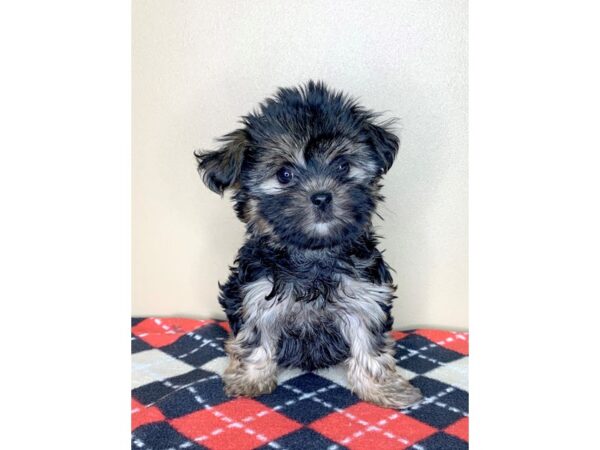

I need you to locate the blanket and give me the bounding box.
[132,318,468,449]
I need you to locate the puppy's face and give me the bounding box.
[241,134,382,249]
[196,82,399,250]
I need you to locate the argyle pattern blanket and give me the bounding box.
[132,318,468,450]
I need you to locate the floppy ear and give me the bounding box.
[363,121,399,175]
[194,129,248,195]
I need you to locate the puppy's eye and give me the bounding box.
[276,167,294,184]
[335,161,350,175]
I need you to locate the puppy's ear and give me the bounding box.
[194,129,248,195]
[363,121,399,175]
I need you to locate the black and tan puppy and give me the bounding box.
[194,81,422,409]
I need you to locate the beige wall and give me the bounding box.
[132,0,468,330]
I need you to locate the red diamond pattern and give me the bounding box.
[131,398,165,431]
[445,416,469,441]
[310,401,437,450]
[132,317,213,348]
[170,398,302,450]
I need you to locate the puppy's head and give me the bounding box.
[195,81,398,250]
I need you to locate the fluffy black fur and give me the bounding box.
[195,81,399,371]
[219,233,394,370]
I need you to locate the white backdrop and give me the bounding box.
[132,0,468,329]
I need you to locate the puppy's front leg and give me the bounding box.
[223,326,278,398]
[344,321,422,409]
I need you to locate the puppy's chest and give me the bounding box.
[242,275,393,330]
[280,297,336,331]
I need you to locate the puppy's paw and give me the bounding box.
[222,357,277,398]
[380,379,423,409]
[222,374,277,398]
[359,377,423,410]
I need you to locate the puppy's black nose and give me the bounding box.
[311,192,332,207]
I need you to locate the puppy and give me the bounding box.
[194,81,422,409]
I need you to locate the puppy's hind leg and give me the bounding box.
[222,327,278,398]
